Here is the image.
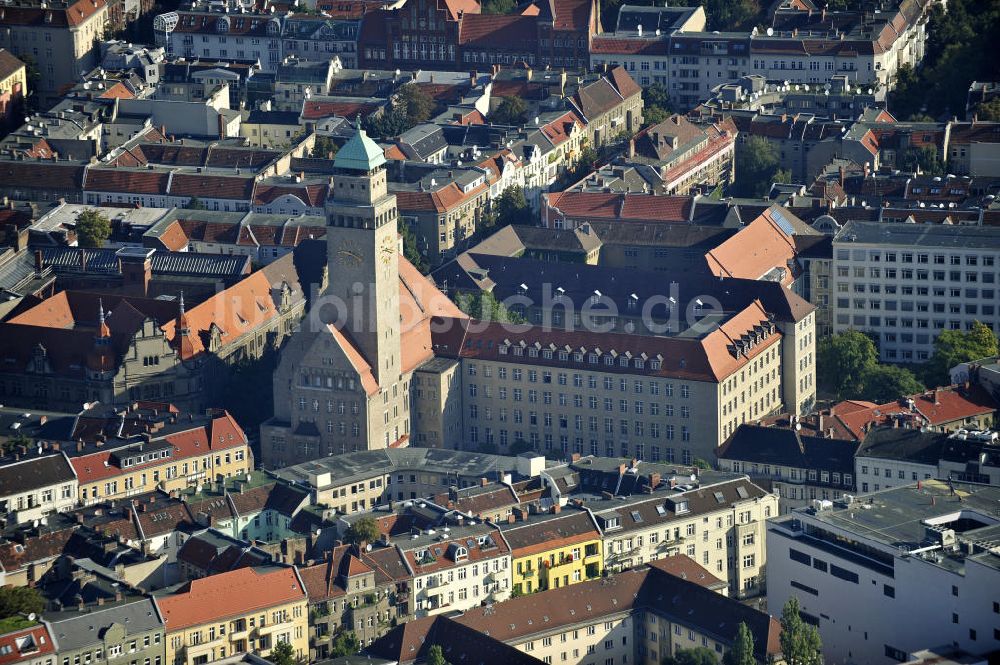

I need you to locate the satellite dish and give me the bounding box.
[27,614,36,621]
[766,27,773,36]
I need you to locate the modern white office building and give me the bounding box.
[767,481,1000,665]
[831,221,1000,362]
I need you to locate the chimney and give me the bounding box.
[627,137,635,158]
[551,504,561,514]
[648,472,661,488]
[570,452,581,462]
[838,165,845,186]
[480,477,489,487]
[817,414,824,430]
[34,249,43,273]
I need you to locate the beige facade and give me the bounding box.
[592,479,777,598]
[0,0,110,105]
[159,567,309,665]
[457,323,787,465]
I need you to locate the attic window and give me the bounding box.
[655,505,667,516]
[650,360,661,370]
[674,500,689,514]
[630,511,642,523]
[736,486,749,499]
[713,492,725,504]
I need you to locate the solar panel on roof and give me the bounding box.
[770,208,796,236]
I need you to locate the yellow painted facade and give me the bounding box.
[511,538,604,595]
[164,598,308,665]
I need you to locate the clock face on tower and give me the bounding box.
[379,236,395,266]
[335,240,363,266]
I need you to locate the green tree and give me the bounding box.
[722,622,756,665]
[185,196,206,210]
[888,0,1000,120]
[817,330,879,399]
[780,597,822,665]
[0,586,44,620]
[566,145,600,183]
[898,145,946,175]
[692,458,712,470]
[455,290,525,323]
[312,135,339,159]
[859,365,925,403]
[399,219,428,273]
[427,645,451,665]
[269,641,297,665]
[1,431,33,455]
[398,85,436,127]
[925,321,998,385]
[482,0,515,13]
[975,98,1000,121]
[493,185,532,226]
[491,96,528,126]
[18,54,42,112]
[734,137,786,198]
[75,208,112,248]
[662,647,720,665]
[642,82,673,128]
[344,516,380,545]
[329,631,360,657]
[772,168,792,185]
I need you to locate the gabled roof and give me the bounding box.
[156,567,306,630]
[0,454,76,497]
[718,424,859,474]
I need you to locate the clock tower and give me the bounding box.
[325,127,401,388]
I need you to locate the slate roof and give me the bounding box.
[45,598,163,651]
[856,428,951,465]
[718,425,859,474]
[0,454,75,497]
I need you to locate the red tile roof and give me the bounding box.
[543,191,693,224]
[0,0,107,28]
[0,625,55,665]
[157,567,306,631]
[704,207,798,286]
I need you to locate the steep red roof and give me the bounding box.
[157,567,306,630]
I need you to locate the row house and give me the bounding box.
[588,475,776,598]
[592,0,929,110]
[155,10,284,71]
[368,563,782,665]
[0,454,78,525]
[156,566,309,665]
[503,509,603,595]
[298,543,413,658]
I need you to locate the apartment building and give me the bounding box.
[0,50,26,129]
[46,598,166,665]
[270,448,545,512]
[587,475,776,597]
[297,543,413,658]
[504,510,604,595]
[767,481,1000,665]
[717,424,859,514]
[157,566,309,665]
[0,0,111,106]
[154,8,283,71]
[832,221,1000,362]
[45,403,253,506]
[0,454,78,525]
[401,523,512,616]
[592,0,929,110]
[369,562,782,665]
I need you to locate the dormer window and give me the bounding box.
[216,17,230,33]
[619,356,628,367]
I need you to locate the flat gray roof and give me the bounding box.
[835,220,1000,249]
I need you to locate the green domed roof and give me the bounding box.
[334,127,386,172]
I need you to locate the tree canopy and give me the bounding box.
[344,516,381,545]
[455,291,525,323]
[733,137,788,197]
[312,135,339,159]
[494,185,533,226]
[0,586,44,620]
[75,209,112,248]
[975,98,1000,121]
[923,321,998,385]
[662,647,720,665]
[780,597,822,665]
[329,631,361,657]
[817,330,925,402]
[491,96,528,127]
[399,219,428,273]
[427,645,451,665]
[642,83,673,128]
[481,0,515,13]
[269,641,297,665]
[722,622,756,665]
[364,85,438,139]
[898,145,945,175]
[888,0,1000,120]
